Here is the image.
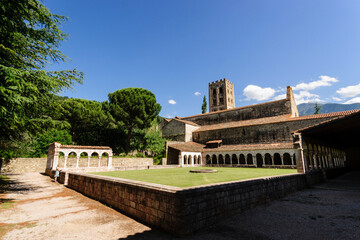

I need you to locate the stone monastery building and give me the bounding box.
[160,78,360,172]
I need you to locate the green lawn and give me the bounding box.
[91,167,297,188]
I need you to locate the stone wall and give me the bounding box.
[195,117,337,145]
[162,120,185,141]
[1,158,47,173]
[182,99,291,126]
[111,157,153,167]
[61,171,318,236]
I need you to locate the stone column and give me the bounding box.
[107,153,112,169]
[64,155,68,169]
[98,155,101,168]
[76,155,80,168]
[253,156,256,167]
[179,153,183,167]
[87,155,91,167]
[280,156,284,166]
[262,155,266,167]
[291,155,295,166]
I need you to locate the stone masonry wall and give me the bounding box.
[182,99,291,126]
[1,158,47,173]
[195,117,337,145]
[63,172,314,236]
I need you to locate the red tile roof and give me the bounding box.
[60,144,111,150]
[167,141,294,152]
[202,142,294,152]
[171,118,199,126]
[194,110,360,133]
[168,142,205,152]
[206,140,223,144]
[180,99,287,119]
[194,114,292,132]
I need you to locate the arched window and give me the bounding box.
[206,155,211,164]
[219,155,224,164]
[265,153,272,165]
[225,154,230,164]
[274,153,281,165]
[183,155,187,165]
[256,154,263,167]
[247,154,253,165]
[212,154,217,165]
[68,152,77,168]
[239,154,246,164]
[283,153,292,165]
[90,152,99,167]
[232,154,238,164]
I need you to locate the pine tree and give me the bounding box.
[202,96,207,114]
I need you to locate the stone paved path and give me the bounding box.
[1,172,360,239]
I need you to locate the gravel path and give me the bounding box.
[1,171,360,239]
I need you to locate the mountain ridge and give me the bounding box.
[297,103,360,116]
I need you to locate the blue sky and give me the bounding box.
[46,0,360,118]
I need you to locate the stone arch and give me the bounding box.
[198,155,201,165]
[206,155,211,164]
[256,153,263,167]
[101,152,109,167]
[274,153,281,165]
[219,154,224,164]
[57,151,66,168]
[246,154,253,165]
[232,154,238,164]
[78,151,88,167]
[188,155,192,165]
[212,154,217,164]
[265,153,272,165]
[225,154,231,164]
[90,152,99,167]
[67,151,77,168]
[283,153,292,165]
[239,154,246,164]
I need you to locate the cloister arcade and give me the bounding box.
[204,150,297,168]
[302,142,346,172]
[179,152,202,167]
[46,142,113,170]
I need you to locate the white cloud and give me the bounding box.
[166,114,173,118]
[336,83,360,98]
[344,97,360,104]
[273,91,322,104]
[168,99,176,104]
[294,91,322,104]
[243,85,276,101]
[293,75,338,91]
[194,92,201,96]
[273,94,286,100]
[332,97,343,102]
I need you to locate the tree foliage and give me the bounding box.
[202,95,207,114]
[108,88,161,155]
[314,103,321,114]
[0,0,83,163]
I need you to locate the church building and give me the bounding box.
[160,78,360,173]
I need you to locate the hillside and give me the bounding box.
[297,103,360,116]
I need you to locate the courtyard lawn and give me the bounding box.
[91,167,297,188]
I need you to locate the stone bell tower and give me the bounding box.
[209,78,235,112]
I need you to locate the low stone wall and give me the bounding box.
[1,158,47,173]
[111,157,153,167]
[63,171,307,236]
